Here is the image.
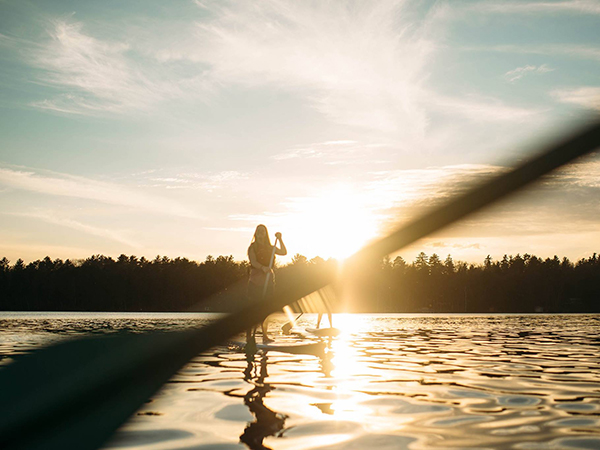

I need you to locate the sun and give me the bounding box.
[281,185,380,260]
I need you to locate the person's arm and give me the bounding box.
[274,232,287,256]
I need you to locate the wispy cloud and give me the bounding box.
[30,20,157,113]
[0,32,16,47]
[374,159,600,238]
[552,86,600,111]
[136,170,249,191]
[0,166,199,218]
[505,64,554,83]
[190,0,437,137]
[559,160,600,187]
[428,94,543,122]
[465,44,600,62]
[7,211,141,248]
[204,226,254,233]
[367,164,505,215]
[11,2,546,133]
[272,140,374,164]
[470,1,600,14]
[430,241,481,250]
[24,19,213,115]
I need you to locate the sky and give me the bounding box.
[0,0,599,265]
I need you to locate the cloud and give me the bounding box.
[367,164,506,217]
[24,19,213,115]
[13,3,543,134]
[192,0,543,141]
[188,1,537,131]
[136,170,249,191]
[504,64,554,83]
[368,159,600,239]
[552,87,600,111]
[7,211,141,248]
[0,32,16,47]
[188,0,444,137]
[30,20,157,113]
[204,226,253,233]
[272,140,372,164]
[470,1,600,14]
[430,241,481,250]
[0,166,199,218]
[466,44,600,62]
[559,160,600,188]
[428,94,543,122]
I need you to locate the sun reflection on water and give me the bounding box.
[325,314,372,421]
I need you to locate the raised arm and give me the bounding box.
[274,232,287,256]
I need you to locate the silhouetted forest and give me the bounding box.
[0,252,599,312]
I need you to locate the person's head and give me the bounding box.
[252,224,271,246]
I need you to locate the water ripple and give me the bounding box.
[1,312,599,449]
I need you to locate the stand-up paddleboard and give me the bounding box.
[288,328,307,337]
[229,340,325,356]
[305,327,341,337]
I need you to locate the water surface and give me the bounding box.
[1,313,599,449]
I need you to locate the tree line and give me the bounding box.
[0,252,599,312]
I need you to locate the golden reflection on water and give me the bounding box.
[326,314,377,424]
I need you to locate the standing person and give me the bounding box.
[247,224,287,343]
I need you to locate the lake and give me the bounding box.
[1,313,599,449]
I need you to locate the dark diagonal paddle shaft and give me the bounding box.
[352,120,600,264]
[0,119,598,450]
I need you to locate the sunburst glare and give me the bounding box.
[282,185,380,260]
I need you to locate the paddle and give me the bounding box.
[0,118,598,450]
[282,312,303,334]
[262,235,279,298]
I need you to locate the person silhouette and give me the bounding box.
[247,224,287,344]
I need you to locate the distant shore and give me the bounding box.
[1,252,599,313]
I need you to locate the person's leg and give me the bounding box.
[261,283,274,342]
[245,329,257,353]
[261,317,272,342]
[247,282,260,344]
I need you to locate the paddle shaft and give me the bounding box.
[262,236,279,298]
[282,312,303,333]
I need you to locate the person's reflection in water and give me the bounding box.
[308,350,336,415]
[240,351,287,450]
